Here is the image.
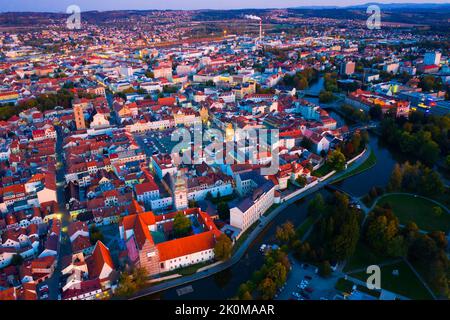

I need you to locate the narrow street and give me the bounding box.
[36,125,71,300]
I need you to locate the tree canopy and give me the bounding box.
[173,213,192,238]
[214,234,233,261]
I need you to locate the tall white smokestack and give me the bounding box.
[245,15,262,45]
[259,20,262,42]
[245,15,261,21]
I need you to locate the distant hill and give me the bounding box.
[293,2,450,10]
[0,4,449,28]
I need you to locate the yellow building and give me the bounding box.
[233,80,256,100]
[225,123,235,142]
[200,106,209,123]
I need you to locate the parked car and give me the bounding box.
[305,287,314,293]
[39,285,49,292]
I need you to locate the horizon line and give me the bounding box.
[1,2,449,14]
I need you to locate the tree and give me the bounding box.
[369,105,382,120]
[267,262,287,287]
[116,271,138,297]
[11,254,24,266]
[386,235,408,258]
[327,150,346,171]
[419,140,440,166]
[258,277,277,300]
[241,291,253,300]
[132,267,148,288]
[173,213,192,238]
[351,133,362,152]
[319,90,335,103]
[308,194,326,218]
[89,226,104,245]
[301,137,313,150]
[188,200,198,208]
[217,201,230,220]
[310,192,360,262]
[433,206,443,217]
[116,267,148,297]
[408,234,438,262]
[318,260,332,277]
[388,164,402,191]
[324,72,338,92]
[294,241,312,261]
[238,282,254,299]
[275,221,296,245]
[408,233,449,297]
[365,206,404,257]
[214,234,233,261]
[297,77,309,90]
[295,175,307,187]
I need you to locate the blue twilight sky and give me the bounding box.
[0,0,449,12]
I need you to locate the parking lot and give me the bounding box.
[276,259,341,300]
[134,129,180,156]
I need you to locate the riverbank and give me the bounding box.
[129,145,371,300]
[332,148,377,183]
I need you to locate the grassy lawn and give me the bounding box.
[344,241,389,273]
[312,163,334,177]
[350,260,433,300]
[333,148,377,183]
[232,222,258,254]
[263,203,280,217]
[377,194,450,233]
[296,216,315,240]
[410,261,445,299]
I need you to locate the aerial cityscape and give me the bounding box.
[0,1,449,304]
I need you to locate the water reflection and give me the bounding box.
[141,92,407,300]
[334,134,401,197]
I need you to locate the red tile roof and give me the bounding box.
[87,241,114,280]
[156,231,216,261]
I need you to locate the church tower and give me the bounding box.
[172,172,188,210]
[74,104,86,130]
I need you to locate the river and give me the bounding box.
[144,132,399,300]
[140,78,403,300]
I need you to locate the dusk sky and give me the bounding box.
[1,0,448,12]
